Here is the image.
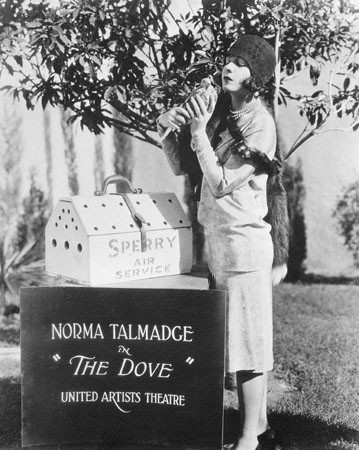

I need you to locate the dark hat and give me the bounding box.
[228,35,276,86]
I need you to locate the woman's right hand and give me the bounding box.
[157,107,192,132]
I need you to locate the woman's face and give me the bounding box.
[222,56,251,94]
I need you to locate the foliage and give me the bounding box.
[0,171,50,308]
[333,180,359,267]
[15,170,49,260]
[0,99,23,307]
[0,99,49,307]
[0,0,357,156]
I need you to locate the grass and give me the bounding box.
[0,282,358,449]
[268,283,359,450]
[0,315,20,347]
[272,283,359,429]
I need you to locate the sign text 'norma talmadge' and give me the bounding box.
[52,322,194,413]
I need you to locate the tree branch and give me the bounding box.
[285,127,316,160]
[273,23,281,121]
[317,120,359,134]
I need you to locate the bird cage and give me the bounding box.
[45,175,192,285]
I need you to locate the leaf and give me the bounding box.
[13,55,23,67]
[0,85,14,91]
[104,86,114,101]
[309,65,320,86]
[3,62,14,76]
[90,55,102,66]
[344,77,350,91]
[27,21,42,29]
[72,8,80,20]
[272,11,281,21]
[41,94,49,110]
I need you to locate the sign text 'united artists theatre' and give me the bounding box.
[51,322,194,412]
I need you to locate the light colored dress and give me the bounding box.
[160,97,276,373]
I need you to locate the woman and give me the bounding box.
[157,35,288,450]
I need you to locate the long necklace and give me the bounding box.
[229,101,256,120]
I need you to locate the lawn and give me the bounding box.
[0,282,358,450]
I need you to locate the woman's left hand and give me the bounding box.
[188,94,215,135]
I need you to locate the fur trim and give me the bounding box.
[265,138,289,267]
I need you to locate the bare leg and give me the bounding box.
[232,371,265,450]
[258,371,270,435]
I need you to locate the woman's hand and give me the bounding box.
[188,94,216,135]
[157,107,192,132]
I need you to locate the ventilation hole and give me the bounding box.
[136,201,140,205]
[152,199,157,204]
[179,220,183,224]
[94,227,98,231]
[65,224,68,229]
[62,208,65,213]
[77,244,82,252]
[112,225,116,230]
[102,203,106,207]
[163,221,168,225]
[119,202,123,206]
[75,226,78,230]
[67,209,70,214]
[168,199,173,203]
[147,222,151,226]
[55,222,58,227]
[52,239,57,247]
[71,218,74,222]
[130,224,134,228]
[64,241,69,249]
[83,204,88,208]
[58,216,62,220]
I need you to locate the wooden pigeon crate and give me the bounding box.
[45,176,192,285]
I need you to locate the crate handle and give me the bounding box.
[94,175,143,196]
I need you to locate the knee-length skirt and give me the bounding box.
[213,269,273,373]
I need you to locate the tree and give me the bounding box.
[0,98,50,310]
[333,181,359,268]
[16,169,50,260]
[0,98,23,310]
[60,107,80,195]
[1,0,356,158]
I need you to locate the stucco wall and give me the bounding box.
[278,68,359,277]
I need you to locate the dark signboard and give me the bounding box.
[21,287,226,449]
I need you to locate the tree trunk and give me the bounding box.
[94,135,106,191]
[43,109,53,209]
[113,125,134,191]
[273,24,281,120]
[183,177,205,267]
[60,108,79,195]
[0,241,6,313]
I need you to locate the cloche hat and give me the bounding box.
[228,35,276,87]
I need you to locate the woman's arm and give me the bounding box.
[189,96,277,197]
[157,107,192,176]
[191,131,255,197]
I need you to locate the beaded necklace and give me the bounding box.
[229,101,256,119]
